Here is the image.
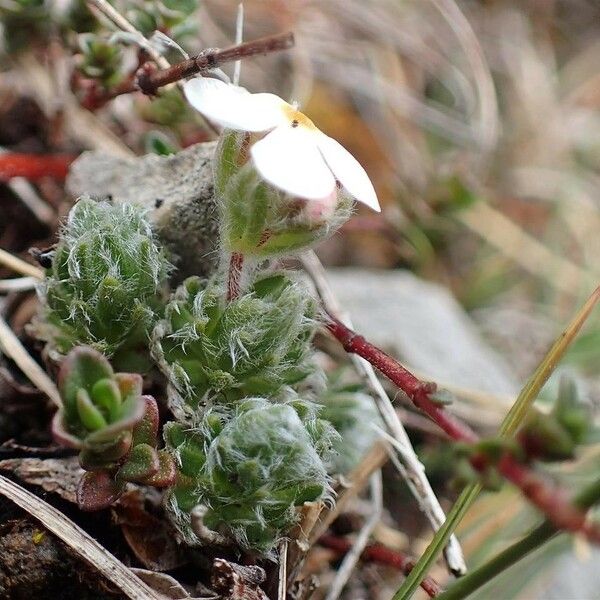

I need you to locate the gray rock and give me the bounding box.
[325,268,519,398]
[533,546,600,600]
[67,142,220,280]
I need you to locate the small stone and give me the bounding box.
[67,142,219,280]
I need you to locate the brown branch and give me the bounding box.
[325,313,600,544]
[83,32,294,108]
[137,31,295,94]
[318,534,442,598]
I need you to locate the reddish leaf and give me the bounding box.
[77,470,124,511]
[141,450,177,488]
[131,396,160,447]
[118,444,159,483]
[114,492,185,571]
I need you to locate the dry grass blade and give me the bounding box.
[301,250,466,575]
[324,470,383,600]
[0,276,38,293]
[0,248,44,279]
[233,2,244,86]
[7,177,55,226]
[86,0,170,69]
[0,475,165,600]
[457,202,597,296]
[0,314,61,407]
[278,539,288,600]
[430,0,498,152]
[16,53,135,159]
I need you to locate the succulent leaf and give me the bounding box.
[152,273,317,418]
[117,443,160,483]
[54,347,174,509]
[166,400,333,553]
[77,470,125,512]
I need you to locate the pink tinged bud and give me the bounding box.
[296,189,339,226]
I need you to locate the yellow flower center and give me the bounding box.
[282,104,317,131]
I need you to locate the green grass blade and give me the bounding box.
[392,285,600,600]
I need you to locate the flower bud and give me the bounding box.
[214,131,353,259]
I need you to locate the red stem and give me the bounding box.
[226,252,244,302]
[0,154,75,181]
[325,315,478,443]
[498,454,600,543]
[325,313,600,544]
[319,534,441,597]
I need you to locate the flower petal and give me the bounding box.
[183,77,287,132]
[250,125,336,200]
[316,134,380,211]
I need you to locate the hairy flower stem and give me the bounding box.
[226,252,245,301]
[437,476,600,600]
[325,314,600,543]
[319,534,441,598]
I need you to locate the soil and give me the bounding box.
[0,516,117,599]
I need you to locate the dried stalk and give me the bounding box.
[324,470,383,600]
[7,177,55,225]
[85,0,292,112]
[0,248,44,279]
[301,251,466,575]
[233,2,244,86]
[0,475,164,600]
[278,539,288,600]
[86,0,169,69]
[135,33,295,95]
[0,277,38,293]
[17,53,135,158]
[0,314,61,407]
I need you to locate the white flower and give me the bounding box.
[183,77,380,212]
